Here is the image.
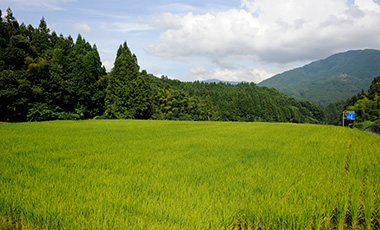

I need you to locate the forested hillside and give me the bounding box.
[259,49,380,107]
[344,76,380,132]
[149,76,323,123]
[0,8,323,123]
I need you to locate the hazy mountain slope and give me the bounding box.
[202,79,248,85]
[258,49,380,107]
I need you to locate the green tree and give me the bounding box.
[368,76,380,100]
[4,8,20,39]
[0,8,109,121]
[27,102,52,121]
[324,101,344,125]
[30,17,51,55]
[0,10,7,71]
[105,42,152,119]
[67,35,106,118]
[0,70,31,121]
[3,34,32,70]
[131,70,153,119]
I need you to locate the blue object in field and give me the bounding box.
[346,111,355,120]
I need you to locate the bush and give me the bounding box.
[354,121,374,131]
[27,103,52,121]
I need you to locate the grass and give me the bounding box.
[0,120,379,229]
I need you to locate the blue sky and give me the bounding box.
[2,0,380,83]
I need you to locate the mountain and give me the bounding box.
[202,79,248,85]
[258,49,380,107]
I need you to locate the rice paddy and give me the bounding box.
[0,120,379,229]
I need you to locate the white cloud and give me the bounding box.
[188,66,275,83]
[73,23,92,34]
[148,10,259,59]
[102,60,113,72]
[356,0,380,13]
[147,0,380,68]
[105,22,152,33]
[151,12,182,30]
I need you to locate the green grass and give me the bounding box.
[0,120,379,229]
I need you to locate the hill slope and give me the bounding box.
[258,49,380,107]
[202,79,248,85]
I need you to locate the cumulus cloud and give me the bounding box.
[147,10,259,59]
[73,23,92,34]
[188,66,275,83]
[147,0,380,67]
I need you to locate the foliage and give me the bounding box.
[323,101,345,125]
[0,120,379,229]
[149,76,324,123]
[105,42,152,119]
[344,76,380,133]
[0,70,31,121]
[26,102,51,121]
[0,8,106,122]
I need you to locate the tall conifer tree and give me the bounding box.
[105,42,152,119]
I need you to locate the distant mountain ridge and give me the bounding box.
[258,49,380,107]
[202,79,248,85]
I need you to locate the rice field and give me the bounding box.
[0,120,379,229]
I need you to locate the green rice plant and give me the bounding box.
[0,120,379,229]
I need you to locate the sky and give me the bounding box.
[2,0,380,83]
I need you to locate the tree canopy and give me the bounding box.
[105,42,152,119]
[0,8,106,121]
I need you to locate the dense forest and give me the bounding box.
[148,76,324,123]
[0,8,326,124]
[0,8,107,121]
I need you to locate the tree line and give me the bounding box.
[0,8,325,123]
[0,8,107,121]
[148,76,324,123]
